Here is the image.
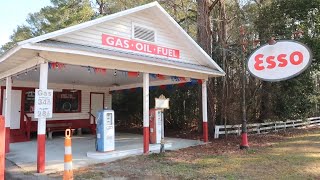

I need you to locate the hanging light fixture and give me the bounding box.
[112,70,119,87]
[70,81,78,93]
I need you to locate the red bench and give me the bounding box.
[24,113,96,140]
[46,122,73,139]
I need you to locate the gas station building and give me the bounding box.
[0,2,224,173]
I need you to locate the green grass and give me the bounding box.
[147,132,320,179]
[74,130,320,180]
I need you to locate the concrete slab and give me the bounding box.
[6,133,203,174]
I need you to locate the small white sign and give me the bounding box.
[34,89,53,118]
[247,40,312,81]
[155,97,169,109]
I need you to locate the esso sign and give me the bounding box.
[247,41,312,81]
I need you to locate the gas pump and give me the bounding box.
[96,109,115,152]
[149,108,162,144]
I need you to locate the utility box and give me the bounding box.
[96,109,115,152]
[149,108,162,144]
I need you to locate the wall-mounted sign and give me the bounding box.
[247,40,312,81]
[34,89,53,118]
[155,94,170,109]
[102,34,180,59]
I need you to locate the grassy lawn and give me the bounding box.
[67,128,320,180]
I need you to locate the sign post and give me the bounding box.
[155,94,169,153]
[247,40,312,81]
[245,39,312,149]
[34,89,53,119]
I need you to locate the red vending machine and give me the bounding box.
[149,108,162,144]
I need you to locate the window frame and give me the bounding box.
[53,89,82,113]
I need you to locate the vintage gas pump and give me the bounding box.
[149,108,162,144]
[96,109,115,152]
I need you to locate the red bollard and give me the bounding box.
[0,116,5,180]
[240,132,249,149]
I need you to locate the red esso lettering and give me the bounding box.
[254,51,303,71]
[290,51,303,65]
[254,54,264,70]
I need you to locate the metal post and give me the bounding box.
[37,62,48,173]
[143,73,149,154]
[240,26,249,149]
[160,110,165,153]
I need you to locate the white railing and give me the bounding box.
[214,117,320,139]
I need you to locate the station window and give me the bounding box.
[24,90,35,113]
[53,90,81,113]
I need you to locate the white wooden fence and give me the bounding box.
[214,117,320,139]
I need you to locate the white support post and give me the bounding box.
[37,62,48,173]
[202,80,208,142]
[143,73,149,154]
[4,76,12,153]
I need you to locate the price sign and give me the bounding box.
[247,40,312,81]
[34,89,53,118]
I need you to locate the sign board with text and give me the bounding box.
[247,40,312,81]
[102,34,180,59]
[155,95,170,109]
[34,89,53,118]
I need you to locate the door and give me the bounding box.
[2,90,22,129]
[90,93,104,118]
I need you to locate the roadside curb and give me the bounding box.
[5,159,59,180]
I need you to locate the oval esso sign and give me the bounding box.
[247,41,312,81]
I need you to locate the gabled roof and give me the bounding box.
[16,1,224,75]
[1,1,224,77]
[18,2,159,46]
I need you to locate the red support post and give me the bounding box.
[203,122,208,142]
[5,128,9,154]
[143,127,149,154]
[0,116,5,180]
[37,134,46,173]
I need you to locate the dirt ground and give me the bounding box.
[45,127,320,180]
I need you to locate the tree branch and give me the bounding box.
[209,0,219,12]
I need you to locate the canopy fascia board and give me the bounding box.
[0,56,45,80]
[39,51,209,80]
[23,44,220,78]
[0,45,22,63]
[109,78,190,91]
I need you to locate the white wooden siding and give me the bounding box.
[52,11,204,66]
[0,80,112,122]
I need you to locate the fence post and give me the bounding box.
[0,116,5,180]
[293,121,295,128]
[275,123,277,131]
[214,126,219,139]
[257,125,260,134]
[237,126,241,136]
